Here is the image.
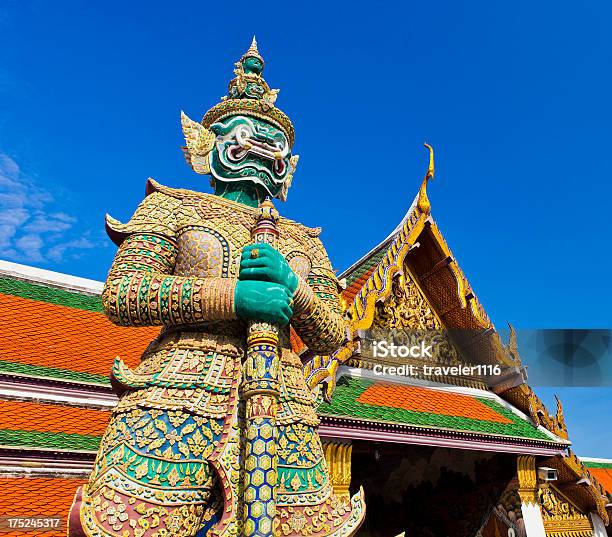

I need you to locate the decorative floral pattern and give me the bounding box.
[70,182,365,536]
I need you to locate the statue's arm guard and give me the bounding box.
[102,192,237,327]
[291,237,346,355]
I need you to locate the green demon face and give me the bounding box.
[209,115,292,199]
[242,56,263,75]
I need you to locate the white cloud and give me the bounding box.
[14,233,43,262]
[47,236,98,263]
[0,153,19,178]
[0,152,104,264]
[23,214,76,234]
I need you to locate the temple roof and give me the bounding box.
[0,477,87,537]
[322,173,571,429]
[0,259,564,458]
[323,174,612,523]
[339,184,495,337]
[581,458,612,497]
[0,399,108,454]
[0,260,158,388]
[317,369,568,456]
[307,170,530,406]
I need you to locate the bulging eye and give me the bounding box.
[235,124,253,145]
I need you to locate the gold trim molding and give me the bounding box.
[540,483,593,537]
[517,455,538,505]
[323,442,353,501]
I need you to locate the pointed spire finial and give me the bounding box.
[241,35,265,66]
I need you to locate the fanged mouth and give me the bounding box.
[227,136,288,175]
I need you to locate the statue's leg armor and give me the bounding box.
[74,406,220,536]
[198,368,245,537]
[67,485,86,536]
[70,340,242,537]
[197,399,245,537]
[275,351,366,537]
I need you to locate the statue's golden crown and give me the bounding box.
[201,37,295,146]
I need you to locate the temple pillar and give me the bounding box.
[590,512,607,537]
[517,455,546,537]
[322,441,352,500]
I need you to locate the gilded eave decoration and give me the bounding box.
[304,145,506,397]
[539,483,594,537]
[542,451,610,525]
[304,151,431,398]
[501,382,569,440]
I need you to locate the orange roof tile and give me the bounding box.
[357,383,513,423]
[342,267,376,305]
[0,292,159,378]
[589,467,612,496]
[0,477,85,536]
[0,400,111,437]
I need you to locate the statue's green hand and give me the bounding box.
[239,243,299,294]
[234,280,293,326]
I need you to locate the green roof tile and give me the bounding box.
[0,277,102,312]
[319,377,552,441]
[0,429,101,452]
[345,247,388,285]
[583,461,612,469]
[0,360,110,386]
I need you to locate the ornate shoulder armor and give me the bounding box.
[105,183,182,245]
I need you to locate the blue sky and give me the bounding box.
[0,1,610,456]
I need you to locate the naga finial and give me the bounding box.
[555,395,564,419]
[417,143,435,214]
[508,322,518,355]
[554,395,568,435]
[504,322,525,368]
[425,142,435,180]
